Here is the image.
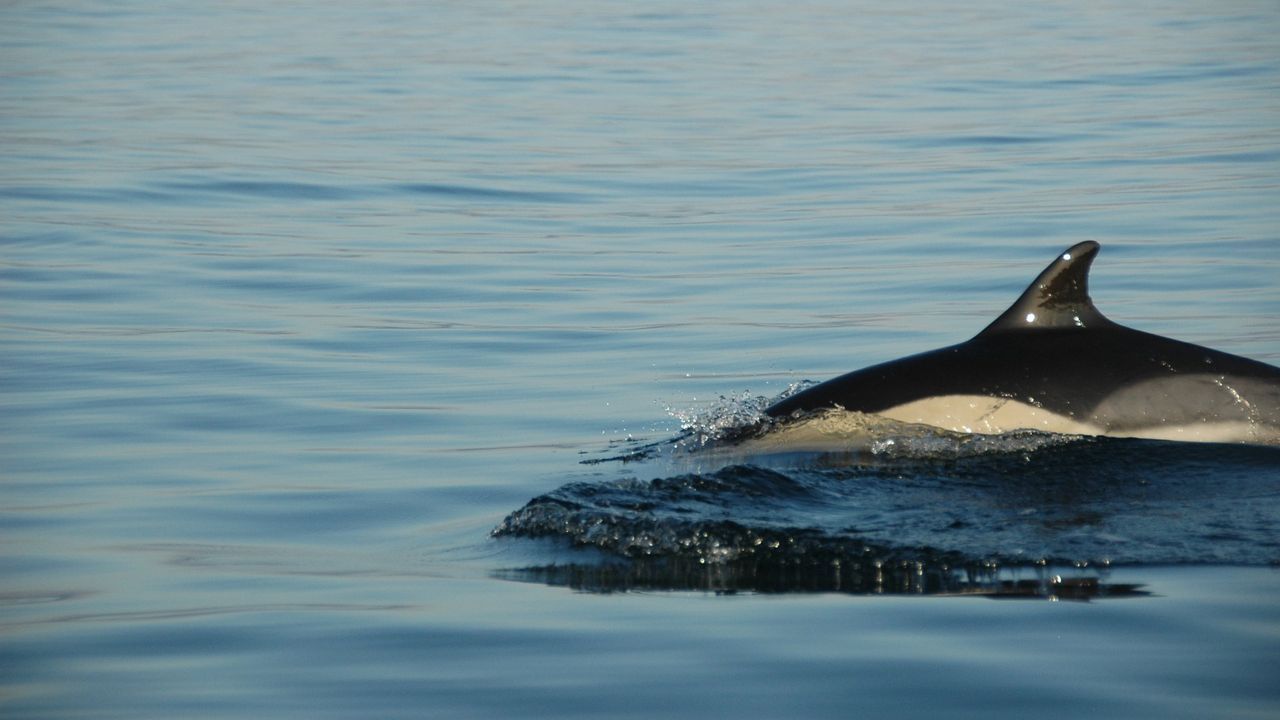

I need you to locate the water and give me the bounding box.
[3,1,1280,717]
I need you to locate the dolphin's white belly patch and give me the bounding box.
[878,395,1097,436]
[877,394,1277,444]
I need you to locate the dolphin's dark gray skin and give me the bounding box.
[765,241,1280,444]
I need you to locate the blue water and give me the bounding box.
[4,1,1280,717]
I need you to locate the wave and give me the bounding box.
[495,394,1280,595]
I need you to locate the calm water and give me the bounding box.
[4,1,1280,718]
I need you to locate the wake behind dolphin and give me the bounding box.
[767,241,1280,445]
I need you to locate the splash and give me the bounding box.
[661,386,1084,465]
[665,388,783,449]
[587,387,1083,466]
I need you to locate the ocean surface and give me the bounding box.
[3,1,1280,718]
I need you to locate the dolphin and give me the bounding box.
[765,241,1280,444]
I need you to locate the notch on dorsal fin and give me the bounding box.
[977,240,1114,336]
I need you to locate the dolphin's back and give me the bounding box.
[766,326,1280,431]
[763,242,1280,442]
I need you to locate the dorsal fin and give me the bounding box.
[978,240,1113,335]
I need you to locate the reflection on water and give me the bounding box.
[497,558,1150,601]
